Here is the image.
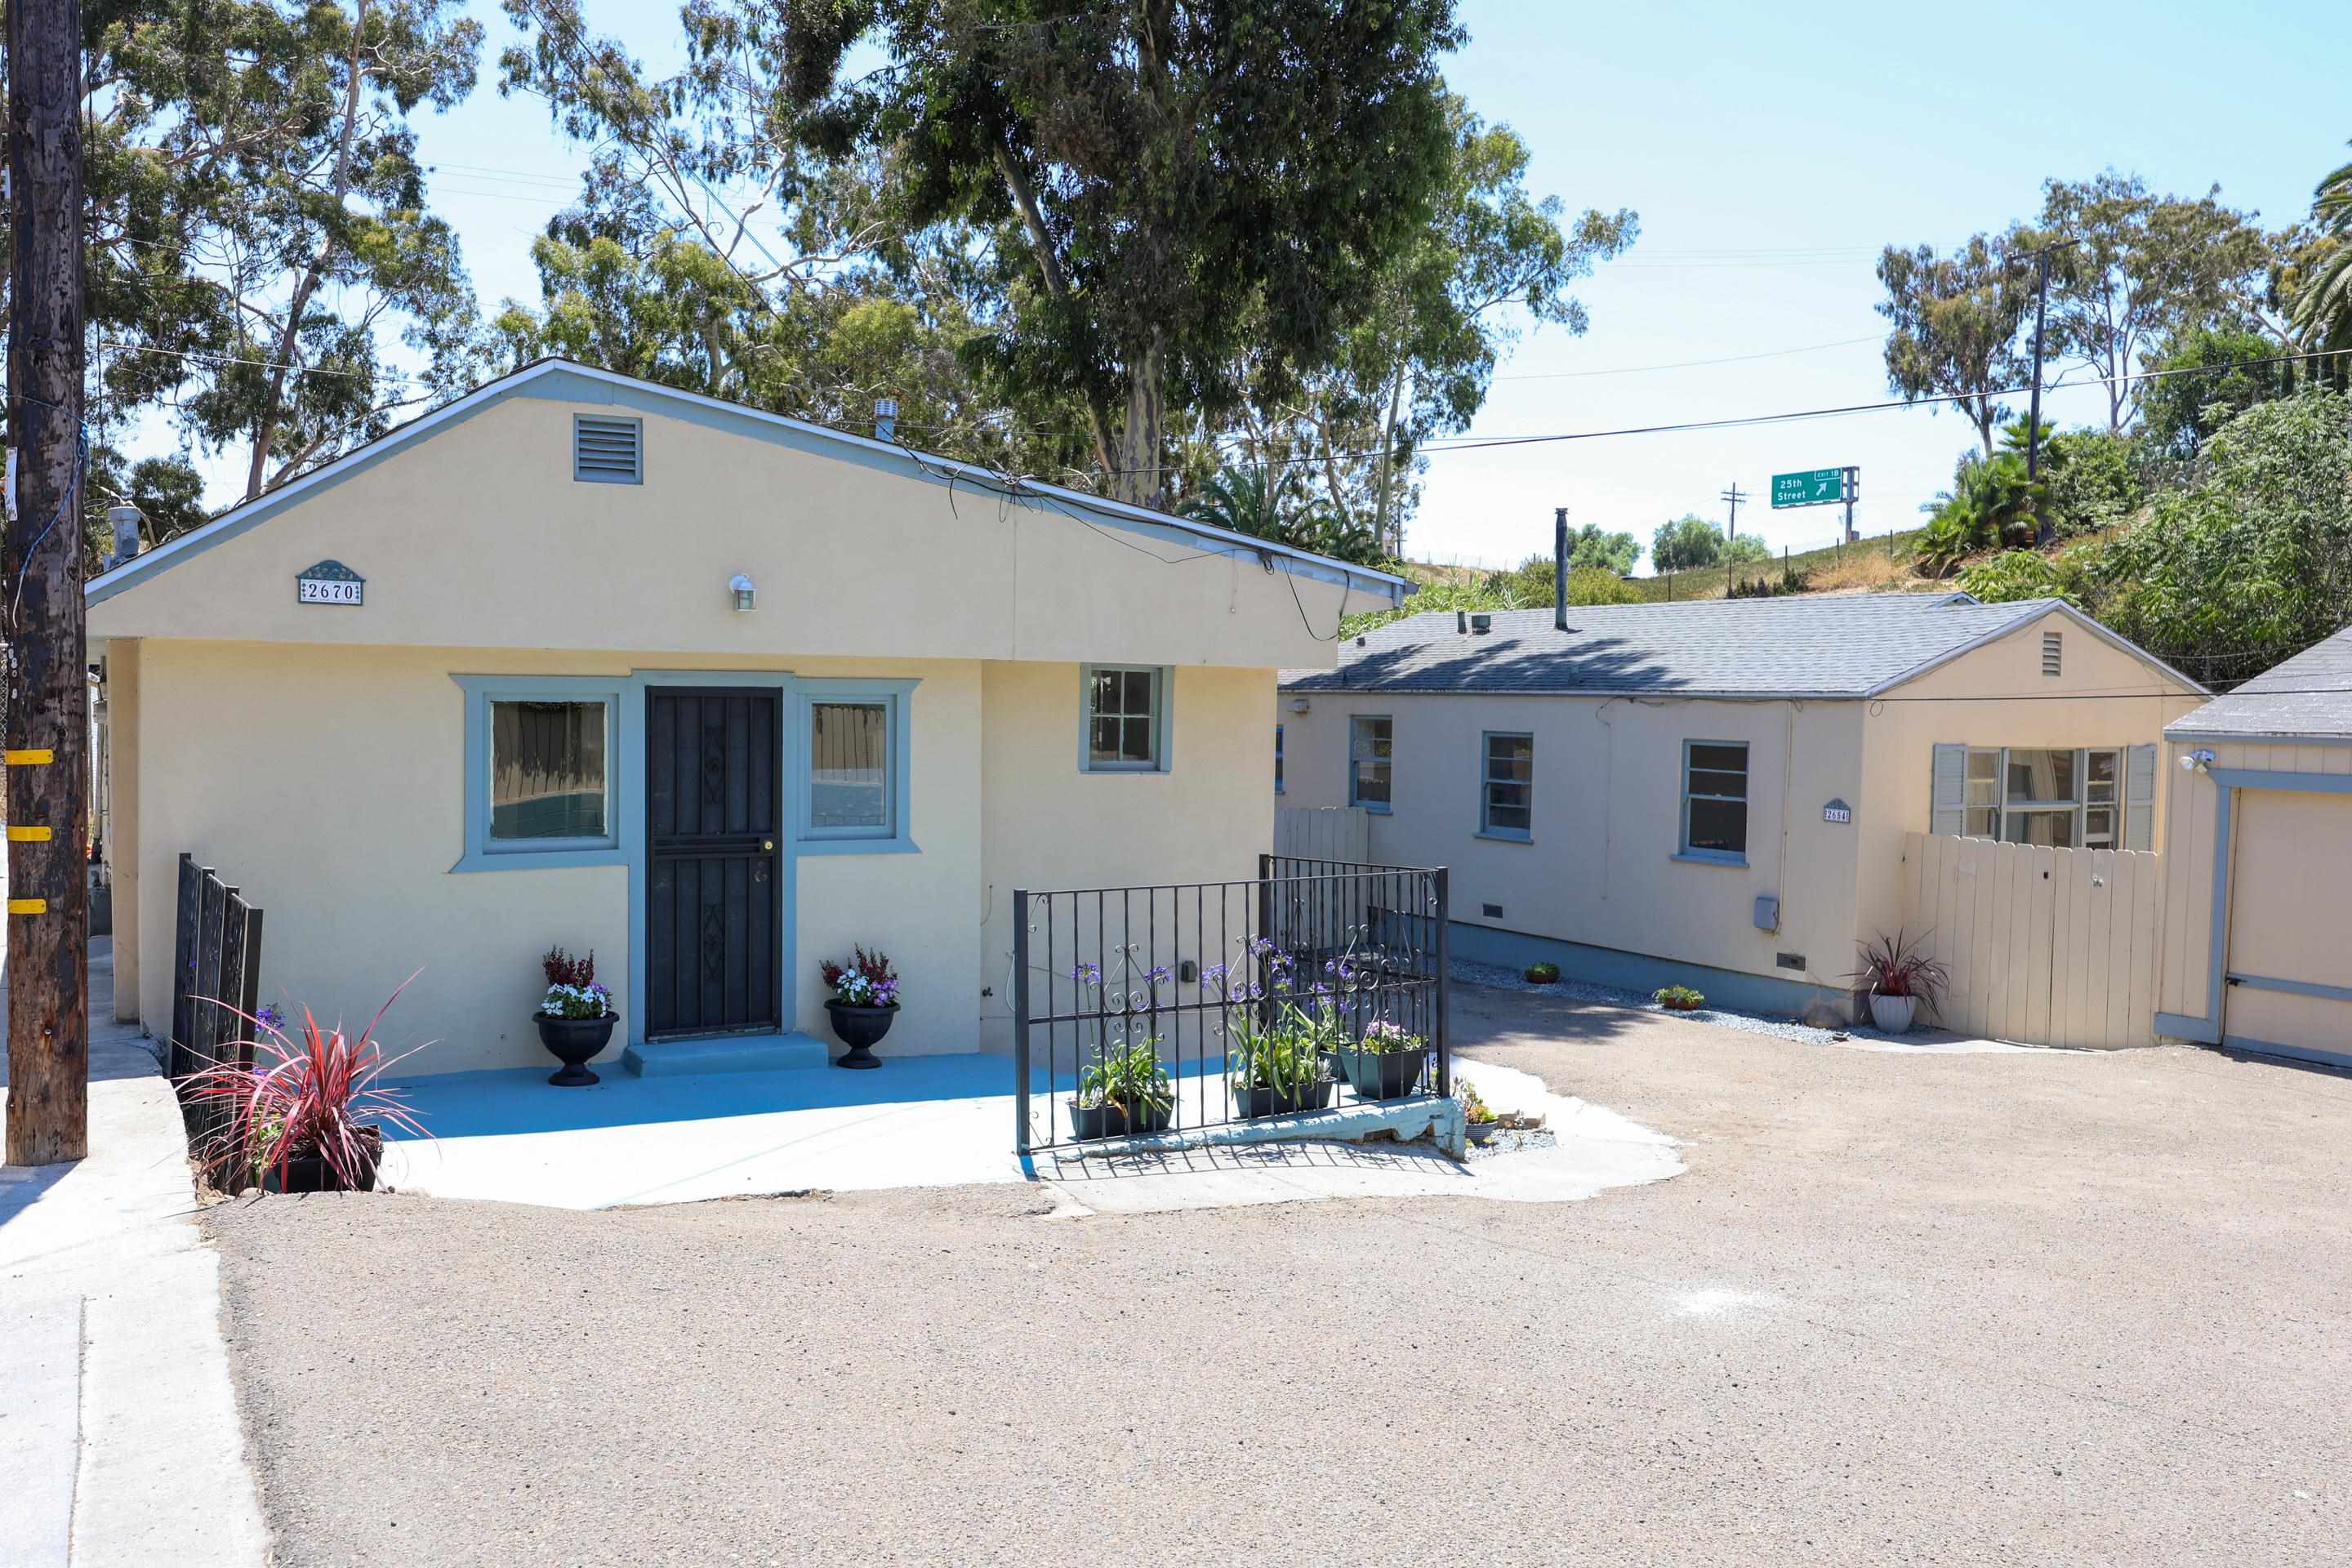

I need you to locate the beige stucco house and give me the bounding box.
[2157,626,2352,1068]
[1277,595,2204,1019]
[87,359,1407,1077]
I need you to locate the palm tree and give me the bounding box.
[2290,145,2352,359]
[1177,467,1292,542]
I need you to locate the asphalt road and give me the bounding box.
[206,983,2352,1566]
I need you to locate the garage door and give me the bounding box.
[2225,789,2352,1064]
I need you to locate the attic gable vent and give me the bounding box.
[573,415,642,484]
[2042,630,2064,677]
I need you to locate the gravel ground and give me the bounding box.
[207,982,2352,1566]
[1454,958,1950,1046]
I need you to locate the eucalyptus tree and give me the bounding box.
[2034,172,2274,434]
[1875,232,2034,458]
[505,0,1466,509]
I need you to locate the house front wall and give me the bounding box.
[1852,609,2206,946]
[1276,687,1869,1003]
[88,369,1387,670]
[115,639,1278,1076]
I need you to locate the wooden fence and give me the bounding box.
[167,853,265,1143]
[1274,805,1371,864]
[1898,831,2163,1050]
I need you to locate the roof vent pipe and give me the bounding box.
[1554,506,1569,632]
[108,505,141,567]
[1468,612,1492,635]
[1456,609,1467,634]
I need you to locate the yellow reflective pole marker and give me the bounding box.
[3,748,53,764]
[7,898,47,915]
[7,826,51,842]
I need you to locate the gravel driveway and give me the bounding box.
[207,982,2352,1566]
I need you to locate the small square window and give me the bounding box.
[489,699,609,842]
[1680,740,1748,860]
[809,701,890,833]
[1081,666,1168,772]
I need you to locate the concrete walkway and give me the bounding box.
[0,942,267,1568]
[378,1050,1683,1213]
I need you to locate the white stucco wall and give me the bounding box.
[117,641,1283,1075]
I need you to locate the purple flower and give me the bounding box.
[1070,962,1102,985]
[255,1004,284,1031]
[1145,965,1173,987]
[1200,962,1229,985]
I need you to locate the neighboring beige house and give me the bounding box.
[87,359,1407,1077]
[2157,626,2352,1068]
[1277,595,2204,1019]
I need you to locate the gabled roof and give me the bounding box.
[2167,625,2352,742]
[86,358,1411,608]
[1280,594,2204,700]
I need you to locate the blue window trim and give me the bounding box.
[794,679,920,854]
[1348,713,1393,811]
[1078,663,1173,773]
[1679,738,1750,866]
[452,675,628,871]
[447,666,927,1051]
[1479,729,1533,842]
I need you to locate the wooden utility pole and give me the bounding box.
[5,0,90,1165]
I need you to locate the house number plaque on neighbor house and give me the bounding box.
[296,559,364,606]
[1822,798,1852,825]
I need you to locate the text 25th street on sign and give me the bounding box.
[1771,468,1846,508]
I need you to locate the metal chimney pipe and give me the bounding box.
[1554,506,1569,631]
[107,505,141,566]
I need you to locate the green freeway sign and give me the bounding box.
[1771,467,1845,508]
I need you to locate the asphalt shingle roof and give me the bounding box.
[2166,625,2352,741]
[1281,594,2063,698]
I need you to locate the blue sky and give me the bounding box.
[159,0,2352,568]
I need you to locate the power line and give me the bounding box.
[1494,335,1882,381]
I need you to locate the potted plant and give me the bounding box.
[1459,1078,1501,1145]
[181,981,428,1194]
[1339,1018,1428,1100]
[820,946,899,1069]
[1846,929,1949,1036]
[1653,985,1705,1012]
[534,947,616,1086]
[1072,1036,1175,1140]
[1227,1013,1332,1118]
[1523,961,1561,985]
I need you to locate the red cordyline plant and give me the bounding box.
[818,946,899,1008]
[180,975,431,1192]
[1845,929,1951,1012]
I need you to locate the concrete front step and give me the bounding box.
[621,1031,831,1077]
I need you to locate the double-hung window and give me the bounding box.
[1348,715,1392,809]
[1680,741,1749,862]
[1480,732,1533,840]
[1081,665,1169,773]
[1936,745,2149,849]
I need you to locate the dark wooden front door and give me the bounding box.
[646,687,782,1039]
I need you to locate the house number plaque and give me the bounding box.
[1822,798,1852,825]
[296,559,364,606]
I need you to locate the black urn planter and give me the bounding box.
[534,1012,616,1086]
[267,1125,383,1193]
[1069,1098,1176,1142]
[1341,1046,1428,1101]
[826,1000,898,1069]
[1236,1076,1336,1120]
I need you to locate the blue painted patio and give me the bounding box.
[376,1054,1272,1209]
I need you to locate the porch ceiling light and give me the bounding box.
[729,573,756,612]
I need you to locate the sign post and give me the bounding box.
[1771,466,1860,542]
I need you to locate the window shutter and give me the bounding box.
[1931,743,1967,837]
[2124,742,2157,850]
[573,415,642,483]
